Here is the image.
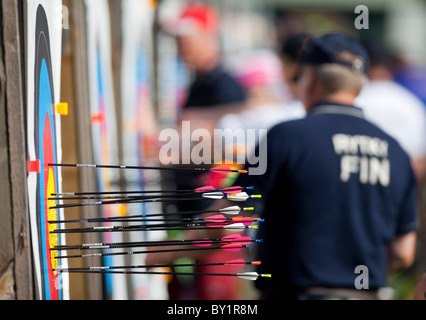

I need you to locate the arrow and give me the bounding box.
[49,214,262,225]
[49,191,261,210]
[194,185,254,194]
[54,215,262,226]
[52,234,259,250]
[49,163,247,174]
[49,186,254,201]
[50,221,260,234]
[49,190,223,202]
[55,243,252,260]
[48,206,254,224]
[105,215,260,225]
[51,235,262,251]
[52,186,254,197]
[56,270,271,281]
[55,259,261,273]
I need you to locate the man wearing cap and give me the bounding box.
[148,32,418,300]
[166,2,246,112]
[162,2,247,194]
[235,32,418,299]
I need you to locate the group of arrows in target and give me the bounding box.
[48,163,272,282]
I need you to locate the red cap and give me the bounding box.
[165,2,219,35]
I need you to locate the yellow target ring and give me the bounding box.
[47,167,59,274]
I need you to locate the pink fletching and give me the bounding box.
[205,215,226,223]
[206,214,227,227]
[210,166,231,173]
[222,186,243,194]
[233,216,254,226]
[207,222,227,228]
[225,259,246,267]
[221,243,243,252]
[232,237,252,246]
[193,240,212,247]
[194,186,216,193]
[222,234,242,241]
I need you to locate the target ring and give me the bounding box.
[33,4,61,300]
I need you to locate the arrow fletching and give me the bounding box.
[223,223,258,230]
[227,192,262,202]
[237,272,271,281]
[194,186,216,193]
[222,234,244,241]
[219,206,242,215]
[221,243,251,252]
[202,192,224,200]
[205,214,227,227]
[224,259,247,267]
[232,216,263,226]
[193,240,213,247]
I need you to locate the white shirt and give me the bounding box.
[356,80,426,159]
[217,100,306,155]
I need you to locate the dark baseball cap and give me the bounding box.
[300,32,369,73]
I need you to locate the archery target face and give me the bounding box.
[26,1,68,300]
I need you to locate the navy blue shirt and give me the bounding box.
[236,103,418,293]
[184,65,246,108]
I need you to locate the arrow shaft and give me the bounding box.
[51,238,257,251]
[51,225,253,234]
[50,163,206,172]
[55,245,249,260]
[58,270,248,277]
[54,189,205,196]
[51,215,235,225]
[51,220,241,234]
[51,218,229,224]
[50,216,259,225]
[57,261,256,272]
[49,190,206,201]
[48,207,243,224]
[53,186,250,197]
[52,234,256,250]
[49,163,243,173]
[49,195,215,210]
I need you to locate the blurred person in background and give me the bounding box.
[160,1,247,209]
[163,1,246,132]
[217,48,305,157]
[215,34,310,183]
[279,32,311,102]
[356,42,426,184]
[355,43,426,298]
[159,1,247,300]
[148,32,419,300]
